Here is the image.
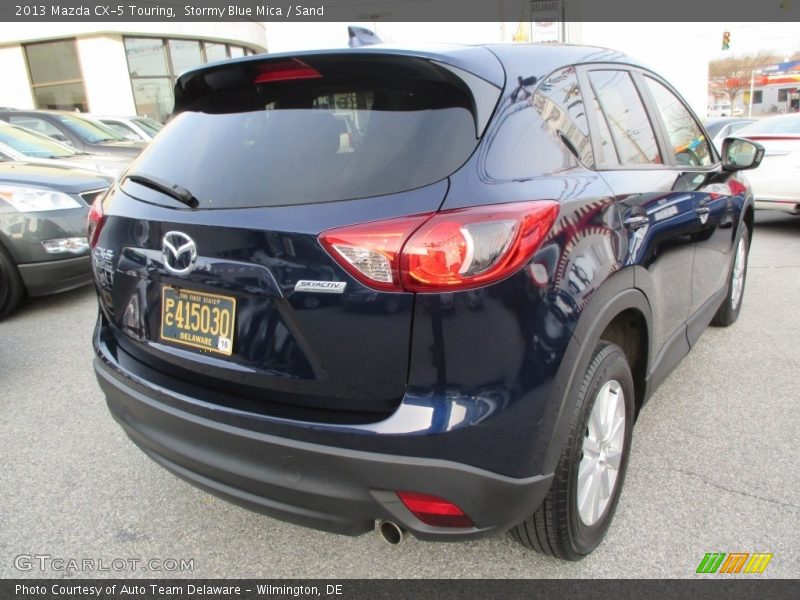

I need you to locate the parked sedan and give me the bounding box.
[91,115,163,142]
[737,113,800,214]
[90,44,761,560]
[0,121,130,179]
[704,117,756,153]
[0,110,145,158]
[0,158,111,319]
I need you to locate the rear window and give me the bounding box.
[123,55,495,209]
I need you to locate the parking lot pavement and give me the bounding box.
[1,211,798,579]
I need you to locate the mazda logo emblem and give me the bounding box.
[162,231,197,276]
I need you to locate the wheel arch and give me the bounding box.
[541,267,652,473]
[0,229,23,263]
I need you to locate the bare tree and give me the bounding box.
[708,51,785,104]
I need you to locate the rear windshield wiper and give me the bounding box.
[126,174,199,208]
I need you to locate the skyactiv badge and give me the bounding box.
[294,280,347,294]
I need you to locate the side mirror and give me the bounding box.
[721,137,764,171]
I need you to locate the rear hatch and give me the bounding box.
[93,50,502,422]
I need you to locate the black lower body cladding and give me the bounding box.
[18,255,92,296]
[94,350,553,540]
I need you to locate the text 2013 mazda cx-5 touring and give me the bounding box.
[90,44,763,559]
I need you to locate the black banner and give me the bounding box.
[2,579,799,600]
[1,0,799,22]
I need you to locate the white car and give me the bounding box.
[707,102,732,117]
[89,115,163,142]
[704,117,756,154]
[0,120,130,179]
[737,113,800,214]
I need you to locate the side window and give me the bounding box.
[8,116,66,141]
[588,70,661,166]
[103,121,143,141]
[644,76,712,167]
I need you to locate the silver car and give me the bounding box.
[703,117,756,154]
[0,121,129,180]
[90,115,163,142]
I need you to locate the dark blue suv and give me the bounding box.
[90,44,763,559]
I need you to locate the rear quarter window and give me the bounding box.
[482,66,594,181]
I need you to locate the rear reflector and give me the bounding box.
[396,491,474,528]
[253,59,322,84]
[319,201,559,293]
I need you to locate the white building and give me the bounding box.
[0,23,267,122]
[738,73,800,116]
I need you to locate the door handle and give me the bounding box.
[623,215,649,230]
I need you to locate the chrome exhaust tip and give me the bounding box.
[377,520,406,545]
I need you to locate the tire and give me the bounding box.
[711,225,750,327]
[0,243,24,320]
[512,342,635,560]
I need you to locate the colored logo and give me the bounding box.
[696,552,773,574]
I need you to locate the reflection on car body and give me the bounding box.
[89,43,763,560]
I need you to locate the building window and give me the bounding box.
[124,37,258,122]
[778,88,793,102]
[204,42,228,62]
[23,39,88,111]
[168,40,203,75]
[753,90,763,104]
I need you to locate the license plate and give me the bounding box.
[160,286,236,356]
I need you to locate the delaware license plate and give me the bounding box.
[160,286,236,356]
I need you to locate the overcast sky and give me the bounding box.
[709,23,799,59]
[265,22,800,60]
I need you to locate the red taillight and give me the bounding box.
[318,201,559,293]
[318,214,432,292]
[87,198,105,249]
[396,491,474,528]
[728,178,748,197]
[253,59,322,84]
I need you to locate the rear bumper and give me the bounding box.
[94,356,553,540]
[18,255,92,297]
